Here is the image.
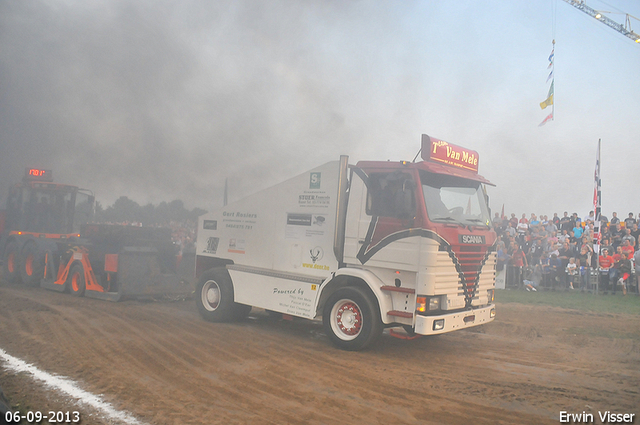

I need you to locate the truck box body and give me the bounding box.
[197,160,342,318]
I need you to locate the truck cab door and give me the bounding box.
[343,168,417,266]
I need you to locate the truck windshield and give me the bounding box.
[73,191,94,233]
[420,171,491,227]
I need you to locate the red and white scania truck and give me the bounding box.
[195,134,497,350]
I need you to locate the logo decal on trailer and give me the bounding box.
[310,246,324,263]
[309,172,321,189]
[204,237,219,254]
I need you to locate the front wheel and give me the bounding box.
[323,286,383,351]
[67,263,86,297]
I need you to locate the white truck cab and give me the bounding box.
[195,135,497,350]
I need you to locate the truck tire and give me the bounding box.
[323,286,383,351]
[196,268,247,322]
[3,240,21,283]
[67,263,86,297]
[20,242,44,286]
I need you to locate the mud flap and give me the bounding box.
[85,247,193,302]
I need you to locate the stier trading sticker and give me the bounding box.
[298,193,330,208]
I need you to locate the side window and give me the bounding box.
[366,172,416,219]
[5,188,22,230]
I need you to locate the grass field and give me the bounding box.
[496,288,640,315]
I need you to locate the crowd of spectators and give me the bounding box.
[494,211,640,295]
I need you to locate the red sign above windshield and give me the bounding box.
[24,168,54,182]
[421,134,479,173]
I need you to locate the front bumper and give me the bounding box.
[414,304,495,335]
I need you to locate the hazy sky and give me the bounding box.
[1,0,639,219]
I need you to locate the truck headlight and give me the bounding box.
[428,297,440,311]
[433,319,445,331]
[416,296,443,313]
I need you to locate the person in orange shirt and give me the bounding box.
[620,239,635,259]
[599,248,614,293]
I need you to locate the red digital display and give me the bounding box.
[24,168,53,182]
[421,134,479,173]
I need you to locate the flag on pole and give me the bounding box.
[540,94,554,110]
[546,70,554,82]
[539,42,555,126]
[539,112,553,126]
[540,80,554,109]
[593,139,602,251]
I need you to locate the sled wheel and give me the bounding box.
[3,241,21,283]
[323,286,382,351]
[68,263,86,297]
[196,268,241,322]
[20,242,44,286]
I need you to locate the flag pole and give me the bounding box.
[593,139,601,254]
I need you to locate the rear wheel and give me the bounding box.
[196,268,249,322]
[68,263,86,297]
[3,241,21,283]
[20,242,44,286]
[323,286,383,351]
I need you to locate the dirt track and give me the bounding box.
[0,281,639,425]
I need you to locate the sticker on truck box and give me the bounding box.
[302,246,329,270]
[298,193,330,208]
[228,238,246,254]
[222,211,257,230]
[309,172,321,189]
[286,214,327,239]
[287,213,312,226]
[203,237,219,254]
[203,220,217,230]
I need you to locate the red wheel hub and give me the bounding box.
[336,302,362,336]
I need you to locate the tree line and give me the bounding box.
[94,196,206,226]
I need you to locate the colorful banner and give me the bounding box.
[539,43,555,126]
